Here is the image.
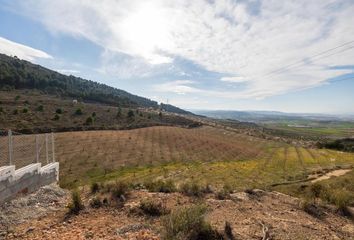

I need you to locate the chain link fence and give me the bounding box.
[0,130,55,169]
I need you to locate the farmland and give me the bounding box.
[53,126,354,191]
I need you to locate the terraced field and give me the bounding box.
[53,126,354,189]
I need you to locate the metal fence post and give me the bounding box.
[45,133,49,164]
[8,129,13,166]
[51,132,55,162]
[35,134,39,163]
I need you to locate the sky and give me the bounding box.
[0,0,354,114]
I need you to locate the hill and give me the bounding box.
[0,53,190,114]
[0,90,199,133]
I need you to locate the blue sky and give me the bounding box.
[0,0,353,114]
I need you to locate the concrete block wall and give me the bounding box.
[0,162,59,204]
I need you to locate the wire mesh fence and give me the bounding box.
[0,130,55,169]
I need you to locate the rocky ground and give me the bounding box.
[0,184,353,240]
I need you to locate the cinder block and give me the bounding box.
[0,162,59,204]
[41,162,59,181]
[0,166,15,182]
[13,163,41,181]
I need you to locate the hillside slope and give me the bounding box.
[0,90,198,133]
[2,184,354,240]
[0,53,190,114]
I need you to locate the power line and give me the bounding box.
[263,40,354,78]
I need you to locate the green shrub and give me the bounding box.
[116,108,122,118]
[53,114,60,121]
[85,116,94,125]
[75,108,83,115]
[127,109,135,118]
[67,190,84,215]
[22,107,28,113]
[36,105,44,111]
[13,109,18,115]
[145,180,176,193]
[162,204,223,240]
[89,197,102,208]
[24,100,30,105]
[14,95,20,101]
[90,182,100,193]
[329,190,352,215]
[179,182,204,197]
[139,199,169,216]
[307,183,326,204]
[56,108,63,114]
[0,107,3,113]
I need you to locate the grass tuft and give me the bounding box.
[139,199,169,216]
[145,179,177,193]
[162,204,224,240]
[67,190,84,215]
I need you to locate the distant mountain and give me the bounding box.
[192,110,353,122]
[0,53,191,115]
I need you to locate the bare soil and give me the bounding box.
[1,185,353,240]
[311,169,352,183]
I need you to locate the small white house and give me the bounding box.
[72,99,78,104]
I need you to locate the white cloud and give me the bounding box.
[10,0,354,99]
[220,76,249,83]
[0,36,52,61]
[153,80,201,95]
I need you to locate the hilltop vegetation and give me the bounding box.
[0,53,190,114]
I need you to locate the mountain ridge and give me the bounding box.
[0,53,191,115]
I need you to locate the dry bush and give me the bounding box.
[90,182,100,194]
[301,200,324,218]
[216,184,233,200]
[67,190,84,215]
[327,190,353,216]
[103,181,130,203]
[89,196,103,208]
[162,204,224,240]
[139,199,169,216]
[145,179,176,193]
[179,182,205,197]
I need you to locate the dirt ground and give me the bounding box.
[0,185,353,240]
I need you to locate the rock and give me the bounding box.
[230,192,249,201]
[25,227,35,234]
[342,224,354,235]
[116,224,149,235]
